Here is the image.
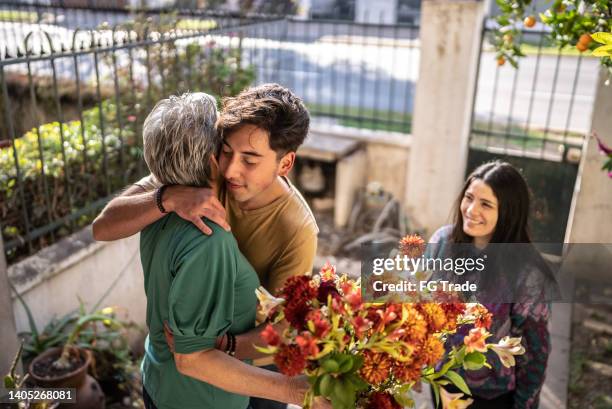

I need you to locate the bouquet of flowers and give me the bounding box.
[255,235,525,409]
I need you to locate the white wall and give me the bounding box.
[9,228,146,343]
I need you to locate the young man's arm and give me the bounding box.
[92,182,229,241]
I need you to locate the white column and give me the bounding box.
[0,235,20,376]
[565,68,612,244]
[404,0,486,235]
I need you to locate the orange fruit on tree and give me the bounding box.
[523,15,536,28]
[576,42,588,52]
[578,34,592,46]
[497,56,506,66]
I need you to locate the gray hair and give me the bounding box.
[142,92,219,187]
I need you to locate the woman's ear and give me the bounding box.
[278,152,296,177]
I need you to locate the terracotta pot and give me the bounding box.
[29,347,105,409]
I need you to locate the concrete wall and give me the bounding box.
[565,68,612,244]
[8,228,146,344]
[309,123,412,202]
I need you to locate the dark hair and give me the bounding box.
[451,161,531,244]
[217,83,310,155]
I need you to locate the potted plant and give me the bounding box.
[26,308,121,409]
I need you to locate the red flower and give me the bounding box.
[371,305,399,332]
[260,324,281,347]
[366,392,402,409]
[319,262,336,282]
[284,301,311,330]
[341,282,362,308]
[280,276,317,302]
[296,332,319,357]
[476,311,493,330]
[274,344,306,376]
[306,310,331,338]
[317,280,341,303]
[352,316,372,339]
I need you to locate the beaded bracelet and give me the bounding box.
[155,185,169,214]
[225,333,236,357]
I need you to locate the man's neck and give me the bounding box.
[237,176,291,211]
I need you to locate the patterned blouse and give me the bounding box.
[429,225,551,409]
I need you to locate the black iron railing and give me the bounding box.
[1,4,419,263]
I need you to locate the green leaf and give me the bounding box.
[4,375,16,389]
[322,358,340,373]
[431,382,441,407]
[338,356,354,373]
[592,32,612,45]
[463,352,487,371]
[454,347,466,364]
[393,388,415,408]
[444,370,472,396]
[10,282,39,339]
[319,374,334,397]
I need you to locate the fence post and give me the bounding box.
[404,0,486,235]
[0,235,21,376]
[565,68,612,244]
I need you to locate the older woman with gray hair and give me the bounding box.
[137,93,329,409]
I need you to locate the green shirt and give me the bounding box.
[140,214,260,409]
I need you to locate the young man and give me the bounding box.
[92,84,318,408]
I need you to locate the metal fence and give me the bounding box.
[242,18,419,133]
[469,25,597,161]
[468,25,598,243]
[0,6,419,263]
[0,15,269,263]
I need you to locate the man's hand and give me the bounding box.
[163,185,230,235]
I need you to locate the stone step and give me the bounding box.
[586,360,612,378]
[583,319,612,336]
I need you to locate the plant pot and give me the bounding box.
[29,347,105,409]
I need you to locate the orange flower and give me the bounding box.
[399,234,426,258]
[421,336,444,366]
[393,361,422,383]
[360,350,393,385]
[464,327,491,353]
[440,387,474,409]
[464,303,492,330]
[418,303,447,332]
[403,305,428,343]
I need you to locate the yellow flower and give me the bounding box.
[255,286,286,317]
[463,327,491,353]
[489,336,525,368]
[440,387,474,409]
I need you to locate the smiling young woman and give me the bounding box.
[429,161,552,409]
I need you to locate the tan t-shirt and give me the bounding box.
[135,175,318,294]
